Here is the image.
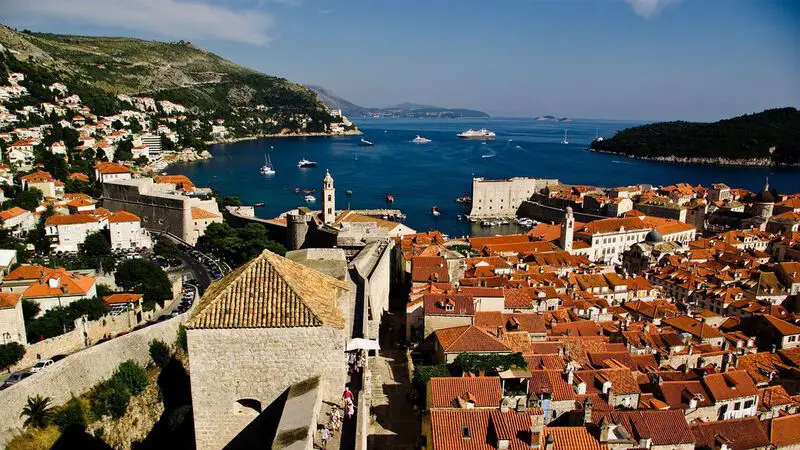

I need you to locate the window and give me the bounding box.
[328,195,331,201]
[734,401,741,410]
[461,426,471,439]
[744,400,753,409]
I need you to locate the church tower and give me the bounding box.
[560,207,574,253]
[322,169,335,224]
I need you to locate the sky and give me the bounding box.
[2,0,799,121]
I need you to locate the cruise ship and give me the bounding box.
[457,128,496,139]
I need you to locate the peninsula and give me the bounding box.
[589,107,800,167]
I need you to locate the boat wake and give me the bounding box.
[481,152,496,159]
[611,160,634,165]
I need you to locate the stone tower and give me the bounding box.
[751,177,775,220]
[559,207,574,253]
[286,209,311,250]
[322,169,335,224]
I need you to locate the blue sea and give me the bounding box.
[168,117,800,238]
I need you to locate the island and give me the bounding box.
[589,107,800,167]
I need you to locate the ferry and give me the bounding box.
[386,195,395,204]
[411,135,432,144]
[431,206,441,216]
[260,154,275,175]
[457,128,496,139]
[359,138,374,146]
[297,158,317,168]
[304,195,316,203]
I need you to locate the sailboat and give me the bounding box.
[561,129,569,145]
[594,128,604,142]
[260,154,275,175]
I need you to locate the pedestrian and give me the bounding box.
[343,386,353,402]
[346,401,355,419]
[321,426,330,449]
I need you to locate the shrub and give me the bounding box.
[176,325,187,353]
[0,342,25,372]
[411,364,452,390]
[52,396,87,432]
[149,340,171,368]
[90,377,131,419]
[20,395,53,429]
[115,360,148,395]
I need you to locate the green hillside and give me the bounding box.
[590,107,800,165]
[0,25,329,119]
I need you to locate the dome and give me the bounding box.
[753,177,776,204]
[645,229,663,243]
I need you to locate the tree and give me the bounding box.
[149,340,171,368]
[21,299,40,322]
[115,259,173,308]
[112,120,124,131]
[0,342,25,372]
[52,396,87,432]
[222,196,242,207]
[11,187,43,211]
[153,236,180,259]
[20,395,53,429]
[115,139,134,161]
[81,232,110,258]
[452,352,527,376]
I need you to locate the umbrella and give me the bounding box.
[346,338,380,352]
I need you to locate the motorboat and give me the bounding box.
[386,195,394,204]
[359,138,374,146]
[297,158,317,168]
[431,206,441,216]
[346,190,353,196]
[455,195,472,204]
[411,135,431,143]
[253,202,265,207]
[457,128,496,139]
[304,195,316,203]
[260,154,275,175]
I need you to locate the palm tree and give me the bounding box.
[20,394,53,429]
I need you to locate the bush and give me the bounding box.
[52,396,87,432]
[452,352,527,376]
[411,364,452,390]
[0,342,25,372]
[149,340,171,368]
[90,377,131,419]
[115,361,148,396]
[176,325,187,353]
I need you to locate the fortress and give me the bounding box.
[468,176,559,218]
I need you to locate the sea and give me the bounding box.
[167,117,800,238]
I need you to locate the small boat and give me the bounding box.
[456,196,472,204]
[346,190,353,196]
[431,206,441,216]
[593,128,604,142]
[481,153,495,158]
[297,158,317,168]
[411,135,431,144]
[481,220,493,227]
[386,195,394,204]
[561,129,569,145]
[304,195,316,203]
[359,138,374,146]
[260,154,275,175]
[294,187,300,193]
[457,214,462,221]
[303,188,316,194]
[253,202,265,207]
[515,145,523,150]
[499,219,510,225]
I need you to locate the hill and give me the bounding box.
[304,85,489,119]
[590,107,800,166]
[0,25,330,120]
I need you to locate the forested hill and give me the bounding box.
[590,108,800,166]
[0,25,329,119]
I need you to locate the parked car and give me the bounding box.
[29,359,54,373]
[3,372,31,387]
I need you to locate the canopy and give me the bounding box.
[346,338,380,352]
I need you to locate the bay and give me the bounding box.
[168,117,800,238]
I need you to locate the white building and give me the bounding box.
[0,207,36,237]
[94,162,132,184]
[469,177,559,218]
[44,214,106,253]
[0,292,26,345]
[574,216,652,263]
[108,211,151,250]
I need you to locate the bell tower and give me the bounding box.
[560,207,575,253]
[322,169,335,224]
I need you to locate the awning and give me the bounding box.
[346,338,380,352]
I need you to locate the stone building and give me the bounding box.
[102,178,221,245]
[186,250,351,450]
[0,292,25,345]
[469,177,559,218]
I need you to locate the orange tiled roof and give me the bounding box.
[691,416,770,450]
[103,293,143,304]
[703,370,758,401]
[109,211,140,223]
[576,217,650,235]
[434,325,511,354]
[0,292,21,308]
[5,264,52,281]
[592,410,695,446]
[95,162,131,174]
[540,427,608,450]
[763,413,800,447]
[0,207,30,221]
[430,409,534,450]
[68,172,90,182]
[21,268,95,297]
[428,377,502,408]
[191,207,220,220]
[45,214,100,226]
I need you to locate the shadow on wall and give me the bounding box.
[223,388,289,450]
[133,356,195,450]
[51,428,112,450]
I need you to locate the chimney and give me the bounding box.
[583,396,593,424]
[771,344,777,354]
[565,367,574,385]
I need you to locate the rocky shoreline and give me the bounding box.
[588,148,800,168]
[208,129,363,145]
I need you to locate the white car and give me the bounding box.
[29,359,54,373]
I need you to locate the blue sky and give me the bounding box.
[3,0,799,120]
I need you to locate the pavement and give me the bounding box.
[367,348,420,449]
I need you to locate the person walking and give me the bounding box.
[320,426,330,449]
[343,386,353,402]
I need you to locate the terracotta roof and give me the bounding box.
[94,162,130,174]
[593,410,695,446]
[68,172,90,182]
[21,170,54,183]
[429,409,534,450]
[333,210,400,231]
[0,292,21,308]
[434,325,511,354]
[762,413,800,447]
[45,214,99,226]
[428,377,502,408]
[190,207,220,220]
[66,198,94,208]
[576,217,650,235]
[691,416,769,450]
[703,370,758,401]
[540,427,608,450]
[575,368,640,394]
[470,234,530,250]
[424,294,474,316]
[21,268,95,297]
[103,293,143,304]
[528,370,576,401]
[657,380,713,409]
[108,211,140,223]
[5,264,52,281]
[0,207,30,221]
[412,256,449,283]
[187,250,349,329]
[760,314,800,336]
[662,315,725,340]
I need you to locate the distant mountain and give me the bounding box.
[590,107,800,166]
[535,115,570,122]
[305,85,489,119]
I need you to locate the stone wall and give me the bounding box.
[351,240,393,342]
[469,177,559,218]
[0,316,185,446]
[518,200,606,224]
[187,325,348,450]
[102,179,188,241]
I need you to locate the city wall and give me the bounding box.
[351,240,393,342]
[102,180,188,241]
[518,200,606,224]
[0,316,186,446]
[469,177,559,218]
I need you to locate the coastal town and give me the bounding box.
[0,14,798,450]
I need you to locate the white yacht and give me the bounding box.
[304,194,316,203]
[457,128,496,139]
[260,154,275,175]
[561,129,569,145]
[411,135,432,143]
[297,158,317,168]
